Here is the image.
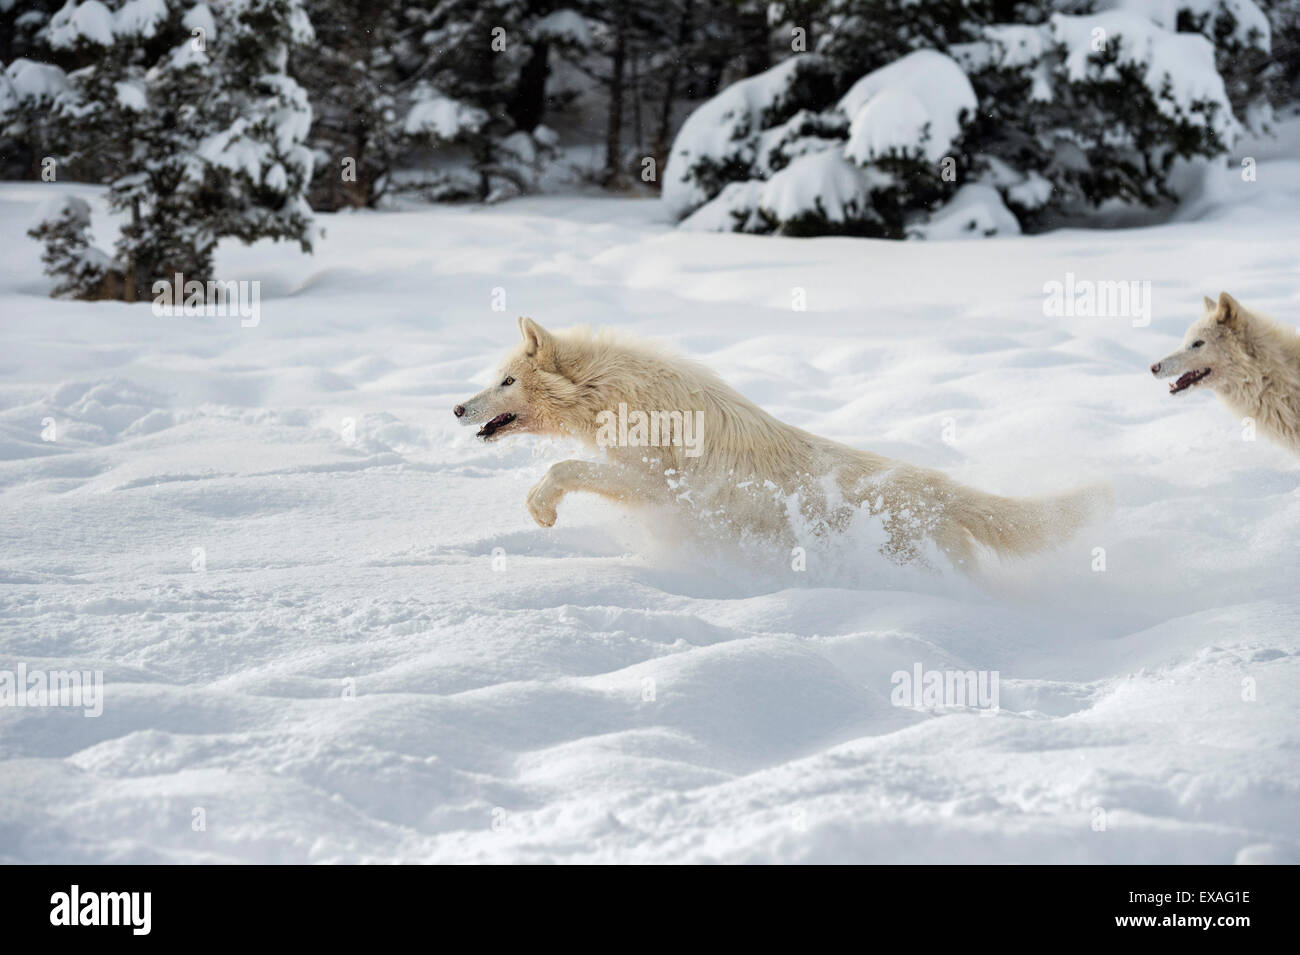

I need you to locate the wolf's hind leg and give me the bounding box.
[526,460,647,527]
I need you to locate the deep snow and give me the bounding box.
[0,150,1297,862]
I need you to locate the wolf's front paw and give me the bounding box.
[526,481,558,527]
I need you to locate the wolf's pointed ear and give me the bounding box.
[1215,292,1241,325]
[1202,295,1216,312]
[518,316,556,369]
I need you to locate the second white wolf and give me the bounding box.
[1152,292,1300,457]
[455,318,1107,572]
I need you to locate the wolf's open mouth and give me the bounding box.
[477,412,517,438]
[1169,368,1211,394]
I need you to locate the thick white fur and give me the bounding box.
[1152,292,1300,456]
[456,318,1109,572]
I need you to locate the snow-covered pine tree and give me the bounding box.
[27,194,122,299]
[406,0,546,200]
[1172,0,1275,129]
[193,0,316,252]
[816,0,1010,80]
[296,0,407,209]
[13,0,315,301]
[662,53,839,221]
[664,48,976,238]
[298,0,536,207]
[665,0,1273,237]
[1262,0,1300,99]
[955,3,1250,219]
[0,56,71,180]
[0,1,68,178]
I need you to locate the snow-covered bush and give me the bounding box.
[1144,0,1274,128]
[5,0,317,300]
[666,0,1270,238]
[1265,0,1300,101]
[955,6,1245,220]
[665,51,975,238]
[662,55,839,220]
[26,195,122,299]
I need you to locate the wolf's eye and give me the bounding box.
[1192,340,1205,349]
[501,376,515,387]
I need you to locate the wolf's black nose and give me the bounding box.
[453,405,466,417]
[1150,362,1160,375]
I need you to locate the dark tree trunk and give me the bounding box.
[739,5,770,77]
[653,0,694,179]
[507,40,550,132]
[604,3,628,186]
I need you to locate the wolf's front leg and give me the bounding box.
[526,460,646,527]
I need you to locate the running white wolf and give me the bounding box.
[1151,292,1300,457]
[454,318,1109,572]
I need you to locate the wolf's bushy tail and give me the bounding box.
[938,480,1112,567]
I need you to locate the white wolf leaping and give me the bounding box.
[454,318,1108,572]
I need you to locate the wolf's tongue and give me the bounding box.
[1170,368,1209,393]
[477,412,515,437]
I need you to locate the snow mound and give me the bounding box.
[910,184,1022,239]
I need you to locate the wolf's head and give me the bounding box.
[1151,292,1251,397]
[453,317,589,441]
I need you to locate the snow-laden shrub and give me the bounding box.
[1109,0,1274,128]
[666,50,974,238]
[757,151,898,237]
[662,54,839,220]
[666,0,1262,238]
[839,49,977,165]
[955,7,1244,218]
[26,195,123,299]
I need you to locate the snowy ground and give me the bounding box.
[1,153,1298,863]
